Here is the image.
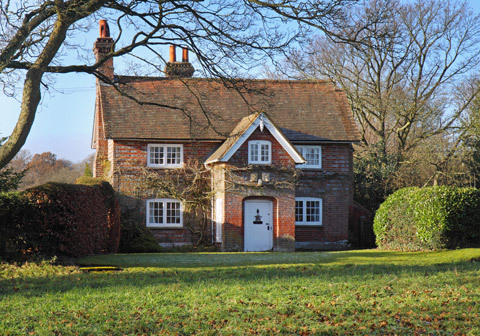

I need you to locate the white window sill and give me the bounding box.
[295,166,323,170]
[295,223,323,227]
[147,164,184,169]
[147,224,183,229]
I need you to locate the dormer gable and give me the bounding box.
[205,113,305,166]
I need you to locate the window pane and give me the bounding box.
[166,146,181,165]
[295,200,303,222]
[166,201,181,224]
[149,146,164,165]
[260,144,270,162]
[306,200,320,222]
[250,143,258,162]
[306,148,320,166]
[149,201,163,224]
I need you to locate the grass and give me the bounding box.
[0,249,479,335]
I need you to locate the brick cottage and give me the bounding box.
[91,21,361,251]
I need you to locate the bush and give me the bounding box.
[374,186,480,250]
[0,192,37,260]
[0,168,25,192]
[119,208,162,253]
[0,182,120,261]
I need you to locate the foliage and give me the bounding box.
[0,137,25,192]
[84,163,93,177]
[0,167,25,192]
[2,249,480,335]
[20,152,82,189]
[353,143,398,212]
[74,175,104,186]
[4,150,91,191]
[374,186,480,251]
[118,208,162,253]
[463,137,480,187]
[0,192,36,260]
[0,182,120,261]
[461,93,480,187]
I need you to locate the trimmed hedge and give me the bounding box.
[0,181,120,261]
[374,186,480,250]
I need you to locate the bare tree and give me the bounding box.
[0,0,369,169]
[285,0,480,157]
[279,0,480,209]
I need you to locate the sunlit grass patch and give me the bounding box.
[1,249,479,335]
[79,266,122,272]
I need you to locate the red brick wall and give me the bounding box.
[109,140,219,245]
[111,140,219,194]
[295,143,353,245]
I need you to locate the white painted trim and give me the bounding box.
[295,197,323,226]
[215,197,224,243]
[221,113,306,164]
[147,144,184,168]
[295,145,322,169]
[248,140,272,164]
[146,198,183,228]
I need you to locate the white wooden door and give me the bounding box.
[244,199,273,251]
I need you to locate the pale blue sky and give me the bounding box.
[1,1,480,163]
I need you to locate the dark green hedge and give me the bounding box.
[0,181,120,261]
[374,186,480,250]
[118,208,162,253]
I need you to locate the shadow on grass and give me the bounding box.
[2,253,479,299]
[75,249,480,269]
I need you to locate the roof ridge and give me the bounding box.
[115,75,332,85]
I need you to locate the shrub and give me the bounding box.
[0,182,120,261]
[374,186,480,250]
[119,208,162,253]
[0,192,37,260]
[0,168,25,192]
[75,176,103,186]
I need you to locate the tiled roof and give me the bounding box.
[97,77,361,142]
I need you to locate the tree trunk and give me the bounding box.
[0,19,71,169]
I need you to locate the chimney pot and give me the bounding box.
[165,45,194,78]
[169,45,176,63]
[99,20,110,38]
[182,48,189,62]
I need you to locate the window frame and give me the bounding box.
[295,145,322,169]
[248,140,272,165]
[147,144,184,168]
[146,198,183,228]
[295,197,323,226]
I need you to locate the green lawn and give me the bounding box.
[1,249,479,335]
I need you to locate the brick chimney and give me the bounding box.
[164,45,195,78]
[93,19,114,81]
